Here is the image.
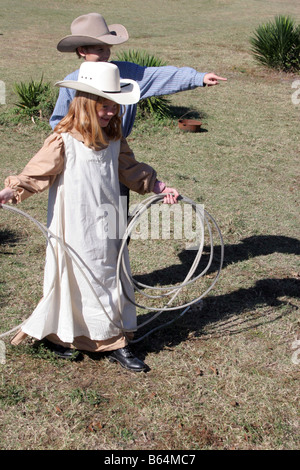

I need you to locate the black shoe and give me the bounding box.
[43,339,80,360]
[108,345,148,372]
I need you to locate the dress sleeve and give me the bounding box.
[118,137,157,195]
[5,133,65,203]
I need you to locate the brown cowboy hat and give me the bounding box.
[57,13,129,52]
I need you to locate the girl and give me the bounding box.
[0,62,179,372]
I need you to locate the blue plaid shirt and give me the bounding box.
[50,61,206,137]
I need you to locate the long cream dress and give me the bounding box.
[6,130,157,351]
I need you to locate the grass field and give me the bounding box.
[0,0,299,450]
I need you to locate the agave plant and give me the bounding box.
[13,76,57,121]
[250,15,300,72]
[14,76,48,109]
[116,49,172,118]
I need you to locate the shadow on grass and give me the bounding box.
[2,231,299,360]
[167,105,208,122]
[133,235,300,286]
[131,234,300,354]
[0,229,22,248]
[134,276,300,356]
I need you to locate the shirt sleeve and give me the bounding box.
[49,71,78,130]
[5,133,65,203]
[118,137,157,195]
[114,61,206,99]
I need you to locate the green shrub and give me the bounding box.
[13,76,58,122]
[250,15,300,72]
[116,49,172,118]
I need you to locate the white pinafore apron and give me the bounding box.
[20,133,136,342]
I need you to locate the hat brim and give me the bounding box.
[57,24,128,52]
[55,79,140,105]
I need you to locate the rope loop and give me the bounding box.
[0,196,224,343]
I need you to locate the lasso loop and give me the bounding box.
[0,195,224,343]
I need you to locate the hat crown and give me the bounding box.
[71,13,109,38]
[78,62,121,93]
[55,61,140,105]
[57,12,129,51]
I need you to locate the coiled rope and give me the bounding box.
[0,194,224,343]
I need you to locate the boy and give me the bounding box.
[50,12,227,137]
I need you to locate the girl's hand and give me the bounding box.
[0,188,15,206]
[161,187,179,204]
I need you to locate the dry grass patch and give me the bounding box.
[0,0,299,451]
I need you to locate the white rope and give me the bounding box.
[116,194,224,342]
[0,195,224,343]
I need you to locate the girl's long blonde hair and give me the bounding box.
[54,91,122,149]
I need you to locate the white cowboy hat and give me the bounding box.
[57,13,129,52]
[55,62,140,105]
